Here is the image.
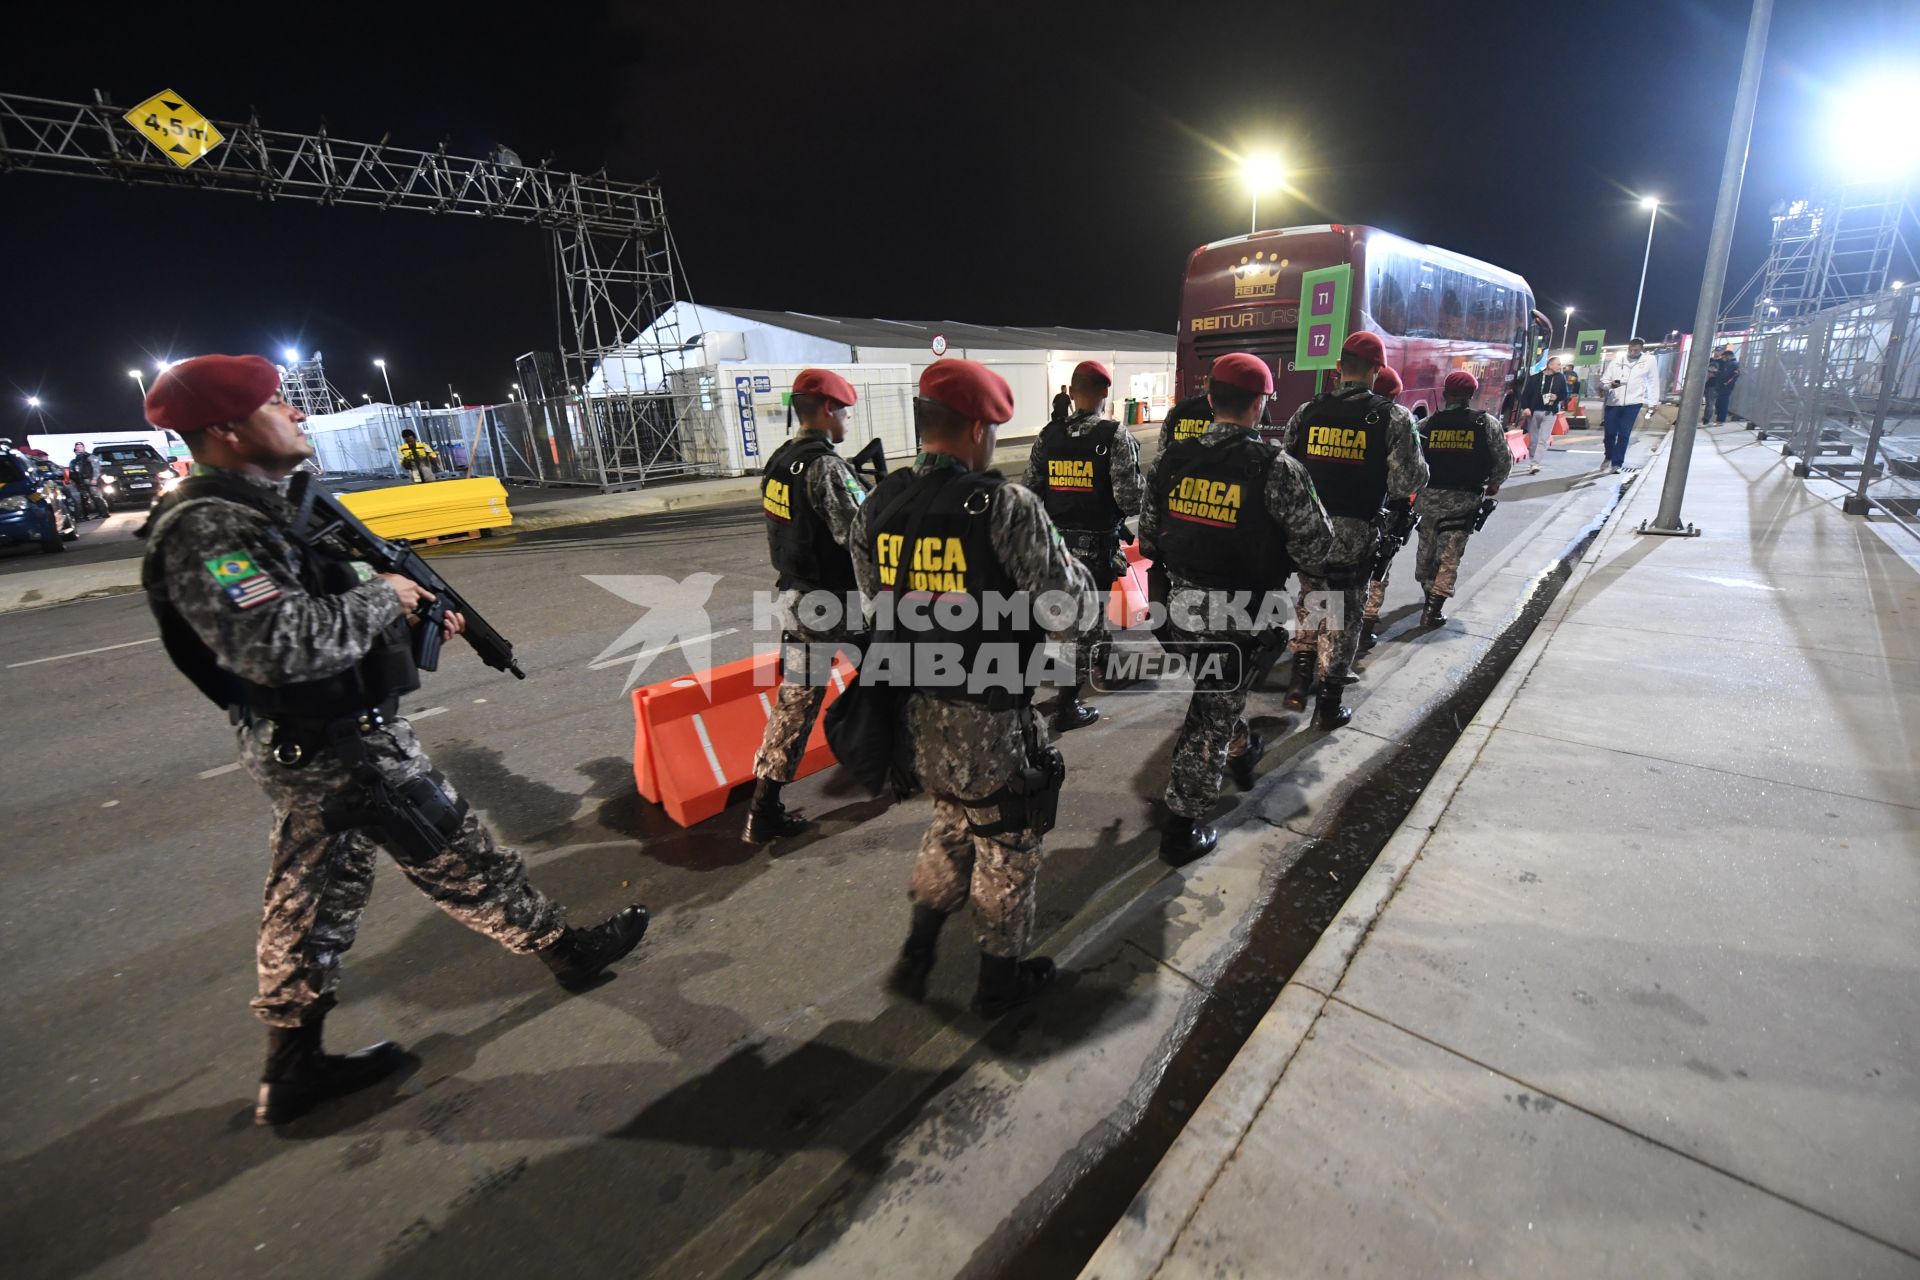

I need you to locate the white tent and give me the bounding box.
[589,304,1176,475]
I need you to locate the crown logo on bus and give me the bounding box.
[1233,251,1287,299]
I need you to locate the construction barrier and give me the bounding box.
[1505,428,1528,461]
[1108,543,1152,628]
[632,648,857,828]
[1553,410,1570,437]
[337,476,512,542]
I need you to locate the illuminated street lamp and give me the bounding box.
[1240,152,1284,236]
[1630,196,1659,339]
[283,347,301,364]
[1560,305,1575,354]
[128,368,147,398]
[373,358,395,404]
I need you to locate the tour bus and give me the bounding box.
[1174,224,1551,426]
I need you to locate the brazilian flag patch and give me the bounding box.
[204,552,283,610]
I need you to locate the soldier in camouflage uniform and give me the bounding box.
[745,369,867,843]
[1359,365,1406,654]
[139,355,648,1126]
[1278,332,1428,729]
[854,359,1093,1018]
[1414,371,1511,626]
[1143,353,1334,863]
[1142,381,1219,642]
[1024,359,1145,730]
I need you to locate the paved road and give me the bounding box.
[0,429,1616,1278]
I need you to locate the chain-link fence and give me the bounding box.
[1735,289,1920,534]
[486,391,705,489]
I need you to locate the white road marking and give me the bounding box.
[6,637,159,669]
[586,627,739,672]
[198,762,244,779]
[407,706,449,720]
[100,799,119,808]
[473,698,488,704]
[689,712,728,786]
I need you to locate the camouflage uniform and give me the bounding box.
[1024,410,1146,688]
[1417,407,1511,601]
[1279,386,1428,682]
[850,453,1093,957]
[1139,422,1334,818]
[144,470,564,1028]
[752,430,865,783]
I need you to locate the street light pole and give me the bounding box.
[1631,198,1659,339]
[1643,0,1773,536]
[127,369,146,399]
[1562,306,1575,355]
[374,359,395,404]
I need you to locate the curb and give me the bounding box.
[1078,432,1670,1280]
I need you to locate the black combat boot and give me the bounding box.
[1358,617,1380,655]
[1315,685,1353,731]
[255,1013,407,1127]
[971,952,1057,1018]
[743,778,810,844]
[1053,690,1100,733]
[1282,651,1316,712]
[539,906,650,991]
[886,905,948,1002]
[1160,814,1219,866]
[1421,594,1447,628]
[1227,730,1267,790]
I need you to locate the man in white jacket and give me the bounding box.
[1596,337,1662,473]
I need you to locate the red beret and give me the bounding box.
[1444,370,1479,400]
[1342,331,1386,366]
[1072,359,1112,386]
[145,354,281,432]
[792,368,857,407]
[919,358,1014,425]
[1209,352,1273,395]
[1372,366,1403,398]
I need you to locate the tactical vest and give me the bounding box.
[1162,393,1214,448]
[1421,406,1497,492]
[1033,417,1123,531]
[1152,433,1293,593]
[1287,391,1394,520]
[141,473,420,718]
[867,465,1039,707]
[762,436,857,593]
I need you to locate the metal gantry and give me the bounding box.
[1732,185,1918,331]
[0,90,698,488]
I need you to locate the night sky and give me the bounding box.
[3,0,1916,432]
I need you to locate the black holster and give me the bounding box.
[967,711,1067,839]
[322,767,470,860]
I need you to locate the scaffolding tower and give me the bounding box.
[277,353,340,418]
[1735,184,1917,330]
[0,90,699,488]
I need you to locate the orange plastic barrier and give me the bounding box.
[631,648,856,828]
[1505,428,1529,461]
[1552,411,1569,437]
[1108,543,1152,628]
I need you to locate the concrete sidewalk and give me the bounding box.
[1085,423,1920,1279]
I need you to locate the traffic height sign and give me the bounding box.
[123,90,224,169]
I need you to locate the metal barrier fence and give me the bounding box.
[1734,289,1920,534]
[307,405,495,482]
[486,391,704,490]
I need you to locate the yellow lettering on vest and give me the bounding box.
[1428,429,1476,450]
[1047,458,1095,490]
[1173,417,1209,441]
[910,536,968,574]
[1305,424,1370,463]
[763,479,792,521]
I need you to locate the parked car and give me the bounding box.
[92,442,180,508]
[0,450,77,554]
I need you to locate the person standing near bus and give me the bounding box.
[1143,374,1218,642]
[1597,337,1661,473]
[1358,367,1406,654]
[1142,353,1333,863]
[1415,371,1509,626]
[1024,359,1145,732]
[1521,356,1568,475]
[1279,332,1428,728]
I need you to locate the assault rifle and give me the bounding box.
[286,472,525,680]
[1370,499,1420,582]
[1472,496,1499,531]
[848,437,890,490]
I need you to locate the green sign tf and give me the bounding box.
[1574,329,1607,365]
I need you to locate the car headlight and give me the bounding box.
[101,476,116,488]
[157,471,181,489]
[0,495,26,512]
